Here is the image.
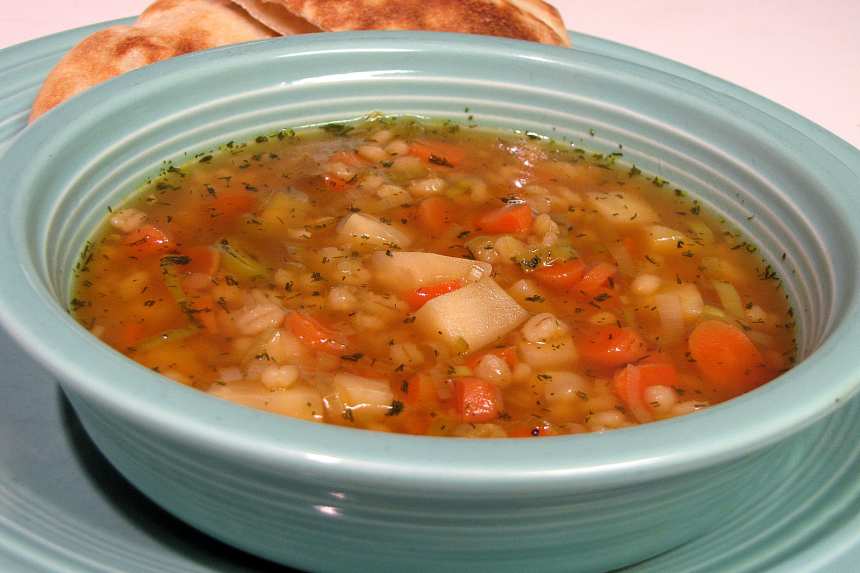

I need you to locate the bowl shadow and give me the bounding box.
[57,386,297,573]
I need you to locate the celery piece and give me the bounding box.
[216,238,268,280]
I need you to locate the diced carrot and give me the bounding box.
[405,280,463,311]
[323,174,352,192]
[577,262,617,297]
[329,150,367,167]
[285,313,349,354]
[613,362,678,405]
[454,377,502,423]
[612,365,652,423]
[416,196,455,236]
[623,236,639,258]
[465,346,518,370]
[116,322,146,348]
[533,260,587,291]
[403,412,433,435]
[401,373,439,407]
[210,190,257,218]
[180,245,220,276]
[409,140,465,167]
[475,204,534,234]
[123,225,172,256]
[578,325,649,369]
[688,320,773,392]
[187,294,218,334]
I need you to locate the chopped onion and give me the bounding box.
[333,373,394,419]
[217,367,243,383]
[646,225,687,253]
[676,283,704,319]
[687,220,714,245]
[607,242,635,277]
[621,365,653,423]
[746,330,774,347]
[655,292,684,344]
[713,281,745,318]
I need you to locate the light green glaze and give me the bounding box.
[0,31,858,572]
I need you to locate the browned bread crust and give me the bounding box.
[29,0,569,122]
[29,0,276,122]
[237,0,570,46]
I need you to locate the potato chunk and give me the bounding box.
[414,277,528,354]
[586,191,658,225]
[337,213,412,248]
[371,251,492,292]
[333,373,395,421]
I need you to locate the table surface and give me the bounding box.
[1,1,858,149]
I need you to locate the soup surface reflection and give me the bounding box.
[72,116,795,437]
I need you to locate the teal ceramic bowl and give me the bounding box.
[1,32,859,572]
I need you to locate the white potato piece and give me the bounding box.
[267,385,325,422]
[337,213,412,248]
[333,373,395,419]
[371,251,492,292]
[646,225,689,253]
[586,191,658,225]
[414,277,528,354]
[207,382,323,423]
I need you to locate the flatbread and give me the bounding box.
[30,0,570,122]
[29,0,277,122]
[233,0,569,46]
[231,0,322,34]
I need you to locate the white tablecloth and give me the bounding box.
[1,1,858,148]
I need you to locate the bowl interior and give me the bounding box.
[1,31,859,483]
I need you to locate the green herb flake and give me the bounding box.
[386,400,405,416]
[321,123,354,136]
[160,255,192,267]
[428,154,453,167]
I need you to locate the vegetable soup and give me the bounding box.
[71,116,795,437]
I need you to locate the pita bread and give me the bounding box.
[30,0,570,122]
[234,0,569,46]
[231,0,322,34]
[29,0,276,122]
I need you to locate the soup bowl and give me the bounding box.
[0,32,859,572]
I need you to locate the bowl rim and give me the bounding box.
[1,30,859,489]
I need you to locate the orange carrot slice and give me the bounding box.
[578,325,649,369]
[323,174,352,192]
[533,260,587,291]
[210,190,257,218]
[404,280,463,311]
[180,245,220,276]
[416,196,455,236]
[115,322,146,349]
[688,320,773,392]
[409,140,465,167]
[124,225,172,256]
[285,313,348,354]
[401,373,439,407]
[475,204,533,234]
[613,361,679,422]
[577,262,617,297]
